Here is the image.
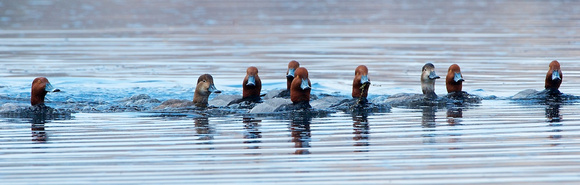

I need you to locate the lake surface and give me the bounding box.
[1,0,580,184]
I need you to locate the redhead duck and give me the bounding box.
[287,60,300,91]
[383,63,443,107]
[213,67,262,108]
[446,64,464,94]
[442,64,481,103]
[512,60,577,100]
[242,66,262,102]
[0,77,71,119]
[545,60,562,93]
[290,67,311,109]
[31,77,60,106]
[352,65,370,105]
[271,60,300,99]
[444,64,481,103]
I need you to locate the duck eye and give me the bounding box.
[203,80,206,83]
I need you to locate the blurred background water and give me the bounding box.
[1,0,580,184]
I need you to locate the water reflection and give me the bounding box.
[446,106,463,149]
[30,106,54,143]
[421,106,437,144]
[290,112,312,155]
[446,107,463,126]
[243,116,262,150]
[194,116,215,150]
[352,111,369,152]
[545,100,562,143]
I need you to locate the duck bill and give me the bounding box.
[300,78,311,90]
[286,68,296,78]
[429,71,440,80]
[552,70,561,81]
[246,76,256,86]
[45,83,60,92]
[360,75,370,85]
[208,84,221,93]
[454,72,464,82]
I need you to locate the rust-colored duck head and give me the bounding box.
[545,60,562,91]
[446,64,464,93]
[286,60,300,91]
[290,67,311,106]
[193,74,221,107]
[31,77,60,106]
[243,66,262,101]
[352,65,370,100]
[421,63,440,99]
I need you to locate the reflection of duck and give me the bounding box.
[446,106,462,126]
[352,111,369,152]
[243,116,262,149]
[545,99,563,143]
[421,106,437,144]
[290,112,312,155]
[31,122,47,143]
[158,74,221,109]
[194,116,214,142]
[512,60,577,101]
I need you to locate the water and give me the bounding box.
[1,0,580,184]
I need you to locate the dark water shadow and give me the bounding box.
[243,116,262,150]
[421,106,437,144]
[194,116,215,150]
[545,99,563,146]
[352,111,370,152]
[289,112,312,155]
[446,105,463,150]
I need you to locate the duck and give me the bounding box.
[31,77,60,106]
[444,64,481,103]
[270,60,300,99]
[212,67,262,108]
[157,74,221,109]
[381,63,442,107]
[192,74,221,107]
[327,65,390,113]
[512,60,577,101]
[250,67,316,113]
[421,63,441,100]
[242,66,262,102]
[446,64,464,94]
[290,67,312,109]
[352,65,370,105]
[545,60,562,94]
[1,77,71,119]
